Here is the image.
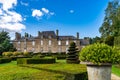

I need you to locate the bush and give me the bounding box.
[56,55,66,60]
[13,52,22,56]
[80,43,120,65]
[66,42,80,64]
[0,58,11,63]
[17,58,56,64]
[32,54,45,58]
[2,52,13,57]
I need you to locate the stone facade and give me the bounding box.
[12,30,85,53]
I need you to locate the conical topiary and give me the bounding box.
[66,42,80,64]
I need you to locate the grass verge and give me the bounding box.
[0,61,65,80]
[112,65,120,77]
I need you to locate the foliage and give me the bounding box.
[99,0,119,37]
[17,58,56,64]
[114,36,120,47]
[80,43,120,65]
[0,61,65,80]
[0,31,16,55]
[2,52,13,57]
[89,36,103,44]
[99,0,120,45]
[66,42,80,64]
[0,58,11,63]
[105,36,114,46]
[13,52,23,56]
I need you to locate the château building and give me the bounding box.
[12,30,89,53]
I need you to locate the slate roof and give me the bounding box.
[39,31,56,38]
[58,36,77,40]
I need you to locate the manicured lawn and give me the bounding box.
[112,65,120,77]
[0,61,65,80]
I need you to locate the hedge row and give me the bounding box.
[20,64,87,80]
[0,58,11,63]
[17,58,56,64]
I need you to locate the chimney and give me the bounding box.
[77,32,79,39]
[38,31,41,37]
[15,32,21,40]
[56,29,59,36]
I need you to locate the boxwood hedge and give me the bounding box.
[0,58,11,63]
[17,58,56,64]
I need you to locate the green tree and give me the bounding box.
[99,0,120,45]
[66,42,80,64]
[0,31,16,55]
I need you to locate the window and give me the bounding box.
[74,40,76,43]
[32,48,35,51]
[32,41,35,46]
[49,40,52,45]
[41,47,43,52]
[66,40,69,45]
[41,40,43,45]
[49,36,51,39]
[66,47,69,53]
[58,40,61,45]
[18,41,20,44]
[58,47,61,52]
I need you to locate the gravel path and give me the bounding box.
[111,74,120,80]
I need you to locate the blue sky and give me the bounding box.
[0,0,109,39]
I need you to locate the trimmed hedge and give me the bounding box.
[0,58,11,63]
[17,58,56,64]
[20,64,87,80]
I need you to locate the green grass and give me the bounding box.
[112,64,120,77]
[21,60,87,74]
[0,61,65,80]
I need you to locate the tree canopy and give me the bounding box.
[99,0,120,46]
[0,31,16,55]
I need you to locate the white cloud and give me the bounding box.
[32,8,54,20]
[70,10,74,13]
[0,0,26,32]
[20,1,28,6]
[0,0,17,11]
[50,12,55,15]
[32,9,43,17]
[42,8,49,14]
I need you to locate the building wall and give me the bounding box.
[13,38,81,53]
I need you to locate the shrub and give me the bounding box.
[0,58,11,63]
[56,54,66,60]
[2,52,13,57]
[13,52,22,56]
[80,43,120,65]
[66,42,80,64]
[17,58,56,64]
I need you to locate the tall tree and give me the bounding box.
[0,31,16,55]
[99,0,120,38]
[99,0,120,45]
